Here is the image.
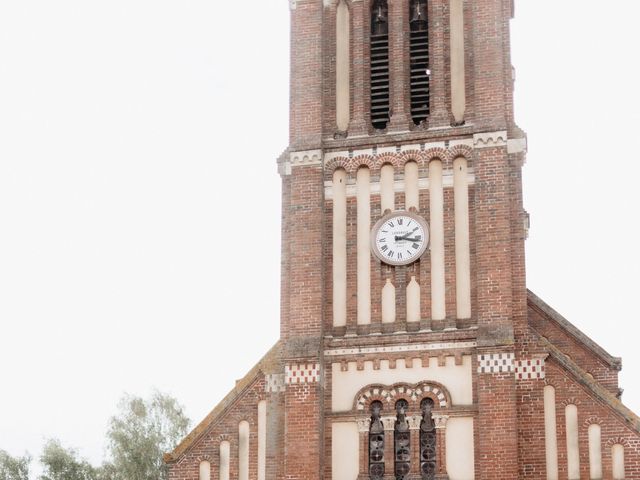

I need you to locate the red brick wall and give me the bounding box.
[167,378,274,480]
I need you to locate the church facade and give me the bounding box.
[165,1,640,479]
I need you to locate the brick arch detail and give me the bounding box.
[372,153,400,171]
[583,415,603,427]
[606,436,630,447]
[423,147,448,167]
[446,144,474,166]
[347,154,376,175]
[353,381,451,412]
[324,157,351,181]
[560,397,582,407]
[398,150,425,167]
[325,145,474,182]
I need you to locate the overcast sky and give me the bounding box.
[1,0,639,471]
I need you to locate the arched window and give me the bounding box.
[238,421,250,480]
[409,0,429,125]
[199,461,211,480]
[369,401,385,480]
[370,0,390,130]
[420,398,436,480]
[394,399,410,480]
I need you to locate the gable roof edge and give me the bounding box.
[163,340,282,464]
[527,289,621,370]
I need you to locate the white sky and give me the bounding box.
[0,0,639,470]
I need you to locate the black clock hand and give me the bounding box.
[395,232,421,242]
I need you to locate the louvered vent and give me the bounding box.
[370,0,390,130]
[410,0,429,126]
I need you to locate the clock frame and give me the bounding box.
[370,211,430,266]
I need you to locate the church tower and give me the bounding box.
[166,1,640,479]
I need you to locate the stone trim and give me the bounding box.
[325,341,477,357]
[473,131,507,148]
[278,149,323,176]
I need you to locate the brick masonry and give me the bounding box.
[165,1,640,479]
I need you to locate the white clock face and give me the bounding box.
[371,212,429,266]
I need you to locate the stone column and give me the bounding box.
[382,416,396,480]
[357,417,372,479]
[433,414,449,480]
[408,415,422,477]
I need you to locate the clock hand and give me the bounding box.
[395,235,421,242]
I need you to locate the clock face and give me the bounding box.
[371,211,429,266]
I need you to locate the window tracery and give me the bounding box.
[369,401,385,480]
[420,398,436,480]
[394,399,411,480]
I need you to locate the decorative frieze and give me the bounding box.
[473,131,507,148]
[284,363,321,384]
[477,352,515,374]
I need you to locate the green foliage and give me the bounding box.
[39,439,98,480]
[0,391,189,480]
[105,390,190,480]
[0,450,30,480]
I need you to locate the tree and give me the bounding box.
[105,390,190,480]
[39,439,98,480]
[0,450,30,480]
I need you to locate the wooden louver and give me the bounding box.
[410,0,429,125]
[370,0,390,130]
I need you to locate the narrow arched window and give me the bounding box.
[199,461,211,480]
[420,398,436,480]
[394,399,410,480]
[409,0,429,125]
[370,0,390,130]
[369,401,385,480]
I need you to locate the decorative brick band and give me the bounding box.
[284,363,320,384]
[265,373,286,392]
[515,358,545,380]
[477,353,515,374]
